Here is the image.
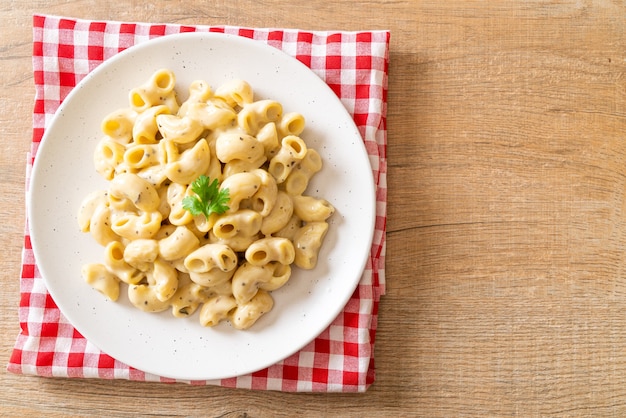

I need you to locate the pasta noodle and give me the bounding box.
[78,69,335,330]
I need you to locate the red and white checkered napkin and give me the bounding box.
[8,14,388,392]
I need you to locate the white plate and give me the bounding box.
[28,32,375,381]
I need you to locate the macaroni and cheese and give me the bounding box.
[78,69,334,330]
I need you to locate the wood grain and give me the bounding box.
[3,1,626,416]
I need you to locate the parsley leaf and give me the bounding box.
[182,175,230,219]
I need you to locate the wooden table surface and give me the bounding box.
[2,1,626,416]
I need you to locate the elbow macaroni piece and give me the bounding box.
[89,203,120,246]
[258,262,292,291]
[129,69,179,114]
[231,261,291,305]
[94,138,125,180]
[261,191,293,236]
[293,221,329,270]
[218,172,262,213]
[268,135,308,183]
[199,295,238,327]
[166,182,195,226]
[156,114,204,144]
[158,226,200,261]
[109,172,160,212]
[170,274,209,318]
[215,132,265,164]
[184,80,213,105]
[103,241,144,285]
[213,209,262,240]
[149,258,179,302]
[77,190,108,233]
[82,263,120,301]
[245,237,295,266]
[214,79,253,108]
[101,108,138,145]
[237,99,283,135]
[123,144,161,170]
[249,168,277,217]
[123,238,159,271]
[184,243,238,273]
[256,122,280,159]
[180,101,236,131]
[231,262,271,305]
[110,210,162,240]
[230,290,274,330]
[79,69,335,330]
[164,137,211,184]
[284,148,323,196]
[128,283,171,312]
[277,112,306,137]
[132,105,171,144]
[292,195,335,222]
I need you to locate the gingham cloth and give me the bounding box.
[8,14,388,392]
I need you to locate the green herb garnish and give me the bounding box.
[182,175,230,219]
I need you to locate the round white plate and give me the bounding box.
[28,32,375,381]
